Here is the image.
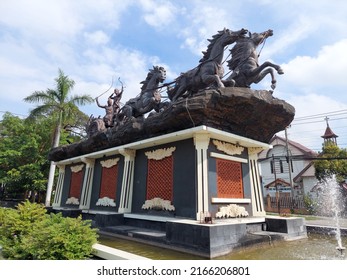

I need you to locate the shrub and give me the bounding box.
[0,201,98,259]
[303,193,318,215]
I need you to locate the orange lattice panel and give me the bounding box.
[99,165,118,199]
[216,159,244,198]
[146,156,173,201]
[69,170,83,198]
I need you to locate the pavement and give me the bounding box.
[303,215,347,229]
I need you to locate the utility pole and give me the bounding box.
[285,126,294,198]
[272,154,280,214]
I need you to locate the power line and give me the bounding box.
[291,116,347,126]
[293,109,347,121]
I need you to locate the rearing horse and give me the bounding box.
[224,29,284,90]
[167,28,247,101]
[116,66,168,124]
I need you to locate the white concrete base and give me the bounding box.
[92,243,150,260]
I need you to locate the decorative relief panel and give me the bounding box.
[142,197,175,211]
[213,140,244,155]
[66,197,80,205]
[145,147,176,160]
[96,197,116,207]
[70,164,84,173]
[215,204,249,218]
[100,158,120,168]
[248,147,264,155]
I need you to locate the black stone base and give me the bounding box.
[51,209,308,258]
[265,216,307,239]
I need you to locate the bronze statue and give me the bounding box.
[224,29,284,91]
[167,28,248,101]
[86,28,285,139]
[110,87,123,116]
[116,66,169,124]
[95,96,114,128]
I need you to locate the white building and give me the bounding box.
[258,135,318,198]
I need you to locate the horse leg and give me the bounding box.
[121,106,133,123]
[252,68,277,89]
[172,84,187,102]
[246,60,285,90]
[259,61,284,75]
[201,74,225,89]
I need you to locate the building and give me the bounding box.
[258,135,318,198]
[52,126,269,219]
[258,119,341,199]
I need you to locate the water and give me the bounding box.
[99,235,204,260]
[98,233,347,260]
[315,175,346,253]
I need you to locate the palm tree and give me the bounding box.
[24,69,94,206]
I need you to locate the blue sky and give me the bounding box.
[1,0,347,151]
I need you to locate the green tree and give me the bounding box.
[314,143,347,182]
[24,69,93,206]
[0,113,51,201]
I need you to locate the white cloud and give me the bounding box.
[1,0,347,150]
[282,93,347,151]
[139,0,178,29]
[0,0,83,40]
[84,31,110,45]
[281,39,347,95]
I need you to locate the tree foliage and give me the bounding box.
[0,69,93,200]
[23,68,93,145]
[0,201,98,260]
[314,143,347,182]
[0,113,51,200]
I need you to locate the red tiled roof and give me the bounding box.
[270,135,318,157]
[321,126,338,138]
[264,178,291,188]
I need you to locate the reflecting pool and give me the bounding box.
[98,233,347,260]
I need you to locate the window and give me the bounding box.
[146,156,174,201]
[216,159,244,198]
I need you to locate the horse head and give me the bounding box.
[153,65,166,83]
[140,66,166,93]
[200,28,248,63]
[218,28,248,46]
[249,29,273,46]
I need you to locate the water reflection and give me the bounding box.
[99,233,346,260]
[98,235,205,260]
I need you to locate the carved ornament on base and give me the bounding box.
[145,147,176,160]
[96,197,116,207]
[66,197,80,205]
[142,197,175,211]
[213,140,244,155]
[215,204,249,218]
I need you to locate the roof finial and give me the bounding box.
[324,116,330,127]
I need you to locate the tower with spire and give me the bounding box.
[321,117,338,146]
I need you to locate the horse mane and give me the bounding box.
[140,66,159,92]
[227,37,253,70]
[199,29,229,63]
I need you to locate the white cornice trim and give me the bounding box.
[210,152,248,163]
[56,126,271,164]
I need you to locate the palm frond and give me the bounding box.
[69,94,94,106]
[55,69,75,103]
[23,90,56,104]
[26,104,59,119]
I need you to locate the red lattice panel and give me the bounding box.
[216,159,244,198]
[146,156,173,201]
[99,165,118,199]
[69,170,83,198]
